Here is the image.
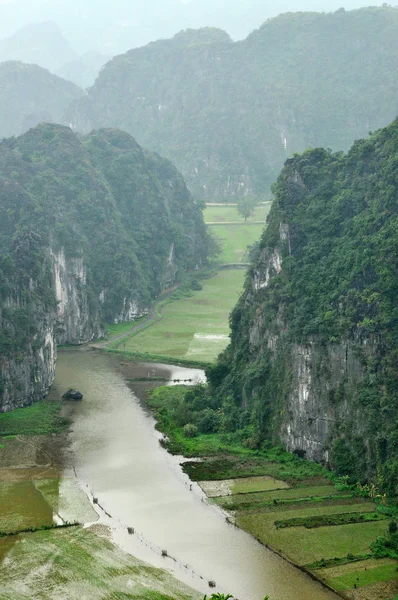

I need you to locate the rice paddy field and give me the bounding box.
[210,223,264,264]
[117,269,245,362]
[205,203,270,265]
[203,203,271,224]
[0,526,199,600]
[203,466,398,600]
[111,202,270,363]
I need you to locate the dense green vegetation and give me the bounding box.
[69,6,398,200]
[205,118,398,497]
[147,383,397,597]
[0,399,66,436]
[0,61,84,139]
[147,385,332,477]
[0,123,209,409]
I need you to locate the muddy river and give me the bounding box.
[55,349,338,600]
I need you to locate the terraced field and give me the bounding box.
[201,469,398,599]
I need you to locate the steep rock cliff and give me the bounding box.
[0,124,209,411]
[211,120,398,494]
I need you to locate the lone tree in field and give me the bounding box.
[237,196,258,221]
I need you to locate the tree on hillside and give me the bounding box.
[237,196,258,221]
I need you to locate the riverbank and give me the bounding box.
[0,381,202,600]
[146,384,398,600]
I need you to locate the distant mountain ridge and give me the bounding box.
[0,0,385,56]
[0,61,84,139]
[0,21,77,73]
[67,6,398,200]
[0,22,109,88]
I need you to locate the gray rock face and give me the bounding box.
[245,220,376,469]
[0,310,56,413]
[280,341,365,464]
[52,248,104,344]
[0,239,182,412]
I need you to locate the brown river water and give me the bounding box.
[55,349,338,600]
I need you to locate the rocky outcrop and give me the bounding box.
[214,124,398,491]
[0,124,209,412]
[0,319,56,412]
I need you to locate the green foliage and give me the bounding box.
[203,595,233,600]
[236,197,259,221]
[210,119,398,495]
[70,7,398,200]
[0,400,67,436]
[275,511,386,530]
[0,124,210,408]
[183,423,198,438]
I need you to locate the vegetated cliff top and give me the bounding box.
[68,6,398,201]
[209,117,398,494]
[0,61,84,139]
[0,123,209,347]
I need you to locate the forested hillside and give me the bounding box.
[0,61,84,139]
[206,118,398,495]
[68,6,398,200]
[0,124,208,411]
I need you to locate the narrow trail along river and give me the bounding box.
[56,349,338,600]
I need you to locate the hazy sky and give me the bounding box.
[0,0,386,54]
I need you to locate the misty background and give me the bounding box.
[0,0,387,86]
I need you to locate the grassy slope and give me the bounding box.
[0,527,200,600]
[121,270,245,362]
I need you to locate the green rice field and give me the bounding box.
[119,270,245,362]
[204,203,270,265]
[193,455,398,600]
[204,203,271,223]
[210,223,264,264]
[237,503,385,566]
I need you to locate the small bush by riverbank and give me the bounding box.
[0,399,67,437]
